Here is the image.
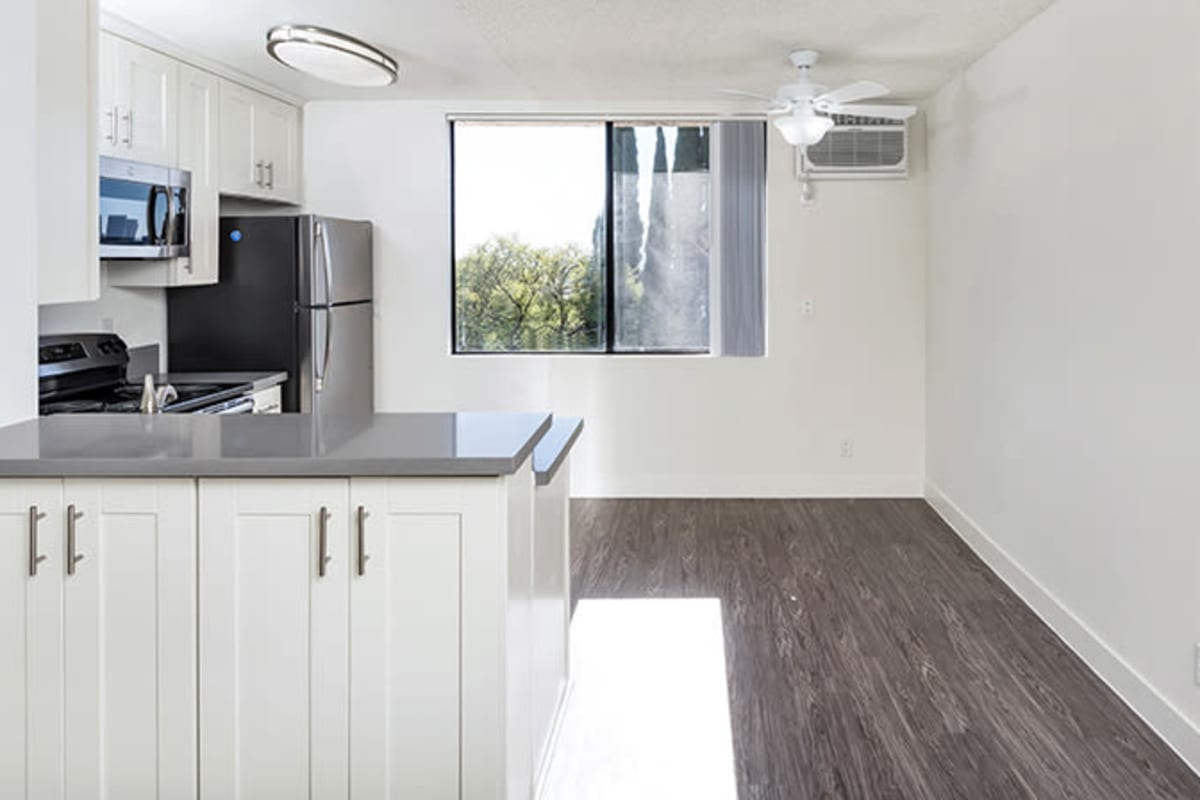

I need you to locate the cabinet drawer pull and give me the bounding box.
[254,160,264,187]
[103,108,116,143]
[356,505,370,577]
[67,505,85,576]
[265,161,275,190]
[317,506,332,577]
[28,506,47,577]
[120,109,132,146]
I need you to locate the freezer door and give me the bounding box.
[299,216,373,307]
[298,302,374,417]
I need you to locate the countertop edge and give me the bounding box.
[534,417,584,486]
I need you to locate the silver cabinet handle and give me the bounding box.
[66,505,85,576]
[356,506,370,577]
[265,161,275,190]
[103,108,116,143]
[317,506,332,578]
[28,506,47,577]
[254,160,264,187]
[120,108,132,146]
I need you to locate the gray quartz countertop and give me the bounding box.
[0,412,552,478]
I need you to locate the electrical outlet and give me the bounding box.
[840,438,854,459]
[801,298,815,317]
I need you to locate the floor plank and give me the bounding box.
[570,498,1200,800]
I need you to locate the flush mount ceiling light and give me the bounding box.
[266,25,398,87]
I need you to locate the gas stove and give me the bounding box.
[39,333,256,415]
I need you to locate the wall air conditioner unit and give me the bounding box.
[797,114,909,180]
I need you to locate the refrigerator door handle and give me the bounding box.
[314,307,333,393]
[316,218,335,307]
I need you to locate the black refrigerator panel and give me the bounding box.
[167,217,302,411]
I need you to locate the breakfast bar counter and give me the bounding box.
[0,410,577,800]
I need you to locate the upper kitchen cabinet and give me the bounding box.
[98,32,178,166]
[219,81,301,204]
[37,0,99,305]
[175,66,220,286]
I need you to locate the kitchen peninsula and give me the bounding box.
[0,411,581,800]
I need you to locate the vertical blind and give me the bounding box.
[717,121,767,357]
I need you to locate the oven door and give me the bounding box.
[99,157,191,260]
[193,396,255,415]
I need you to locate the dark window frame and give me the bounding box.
[449,119,712,356]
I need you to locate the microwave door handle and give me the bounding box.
[145,186,164,244]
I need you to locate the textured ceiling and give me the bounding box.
[101,0,1055,103]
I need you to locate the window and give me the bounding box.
[451,120,715,354]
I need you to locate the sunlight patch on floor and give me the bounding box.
[540,598,738,800]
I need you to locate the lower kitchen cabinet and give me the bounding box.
[0,479,197,800]
[3,463,566,800]
[1,481,65,800]
[198,479,349,800]
[349,479,464,799]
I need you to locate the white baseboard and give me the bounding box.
[925,481,1200,775]
[573,473,924,499]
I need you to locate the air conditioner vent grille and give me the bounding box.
[805,129,905,169]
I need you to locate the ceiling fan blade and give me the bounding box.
[814,80,889,107]
[826,103,918,120]
[719,88,778,102]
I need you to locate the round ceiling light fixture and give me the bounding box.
[772,110,834,147]
[266,25,398,87]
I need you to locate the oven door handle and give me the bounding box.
[214,397,255,414]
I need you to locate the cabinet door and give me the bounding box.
[61,480,196,800]
[199,479,349,800]
[115,37,177,165]
[218,81,260,198]
[349,479,462,800]
[97,31,119,157]
[38,0,99,305]
[174,66,220,286]
[0,481,65,800]
[256,95,301,203]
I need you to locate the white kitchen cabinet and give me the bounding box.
[0,481,65,800]
[110,63,221,289]
[198,480,349,800]
[62,479,197,799]
[0,479,196,800]
[531,458,571,785]
[218,80,301,204]
[38,0,99,305]
[98,32,178,166]
[172,65,220,286]
[349,480,465,800]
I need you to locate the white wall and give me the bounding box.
[39,272,167,367]
[0,0,39,426]
[926,0,1200,769]
[304,102,927,496]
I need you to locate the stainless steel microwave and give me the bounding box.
[99,156,190,259]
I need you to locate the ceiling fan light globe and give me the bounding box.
[773,113,834,146]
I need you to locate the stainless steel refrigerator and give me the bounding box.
[168,215,374,416]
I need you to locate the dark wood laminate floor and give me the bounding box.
[570,499,1200,800]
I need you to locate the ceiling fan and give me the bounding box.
[723,50,918,147]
